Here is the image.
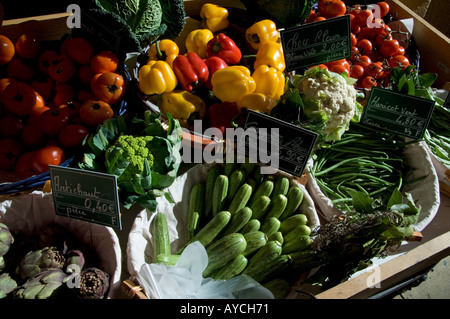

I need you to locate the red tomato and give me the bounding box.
[51,82,76,107]
[48,55,76,82]
[350,33,357,47]
[91,72,125,104]
[0,35,15,65]
[365,61,385,79]
[377,2,390,17]
[64,37,94,65]
[0,77,16,94]
[31,145,65,174]
[388,55,410,69]
[329,64,349,76]
[324,0,346,18]
[38,50,59,74]
[39,107,70,137]
[58,124,89,148]
[1,81,38,117]
[6,57,36,82]
[356,38,373,55]
[355,9,373,27]
[0,138,23,171]
[79,99,114,127]
[27,106,50,124]
[31,77,55,102]
[58,101,81,119]
[15,33,41,60]
[305,10,318,23]
[380,39,400,57]
[78,64,95,85]
[21,122,46,148]
[90,50,119,74]
[361,75,377,89]
[350,64,365,80]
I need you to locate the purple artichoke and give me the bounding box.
[13,268,68,299]
[0,273,17,299]
[19,246,66,280]
[0,223,14,256]
[74,267,110,299]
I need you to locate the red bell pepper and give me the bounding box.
[206,33,242,65]
[203,56,228,90]
[207,102,240,135]
[173,52,209,92]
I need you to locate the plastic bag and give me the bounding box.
[136,241,274,299]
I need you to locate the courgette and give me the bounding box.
[279,214,308,234]
[227,183,252,215]
[281,236,312,254]
[260,217,281,238]
[187,182,205,239]
[279,186,304,220]
[246,240,282,270]
[283,225,311,242]
[212,254,248,280]
[263,278,290,299]
[204,165,221,217]
[179,210,231,253]
[203,232,247,277]
[152,213,171,260]
[243,254,292,283]
[241,219,261,234]
[264,194,288,221]
[271,176,290,199]
[212,175,229,216]
[242,230,268,257]
[249,195,271,219]
[249,179,274,205]
[268,231,284,245]
[221,206,253,237]
[224,161,238,177]
[227,169,246,203]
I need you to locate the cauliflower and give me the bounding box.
[293,67,361,141]
[105,134,170,193]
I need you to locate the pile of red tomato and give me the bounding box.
[306,0,411,89]
[0,33,125,179]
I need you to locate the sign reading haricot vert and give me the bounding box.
[361,87,435,139]
[49,165,122,229]
[280,15,351,72]
[238,110,318,177]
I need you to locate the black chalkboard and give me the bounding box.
[361,87,435,139]
[237,110,318,177]
[49,166,122,229]
[280,15,351,72]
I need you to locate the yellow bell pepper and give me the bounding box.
[245,19,280,51]
[138,60,177,95]
[158,90,206,128]
[211,66,256,103]
[185,29,214,59]
[237,93,278,114]
[252,65,285,100]
[147,39,179,68]
[254,41,286,72]
[200,3,229,33]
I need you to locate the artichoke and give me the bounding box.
[74,267,110,299]
[64,250,85,271]
[0,256,4,272]
[18,246,65,280]
[0,273,17,299]
[0,223,14,256]
[13,268,68,299]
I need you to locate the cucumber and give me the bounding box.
[204,165,221,217]
[246,240,282,270]
[289,250,322,271]
[279,214,309,234]
[268,231,284,245]
[249,179,274,205]
[155,253,180,266]
[187,182,205,239]
[249,195,271,220]
[227,169,246,203]
[264,194,288,221]
[263,278,290,299]
[179,210,231,253]
[271,176,290,199]
[221,207,252,237]
[279,186,304,220]
[283,225,311,242]
[212,175,229,216]
[281,236,312,254]
[242,231,268,257]
[228,183,252,215]
[260,217,281,238]
[203,232,247,277]
[241,219,261,234]
[243,254,292,283]
[152,213,171,260]
[212,254,248,280]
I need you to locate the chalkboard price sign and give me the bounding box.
[238,110,318,177]
[361,87,435,139]
[49,166,122,229]
[280,15,351,72]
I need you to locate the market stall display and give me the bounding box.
[0,0,449,300]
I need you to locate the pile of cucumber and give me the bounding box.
[149,161,321,298]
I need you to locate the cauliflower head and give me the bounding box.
[294,68,360,141]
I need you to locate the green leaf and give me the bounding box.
[387,187,403,208]
[347,189,374,214]
[418,73,437,89]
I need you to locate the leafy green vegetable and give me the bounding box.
[91,0,186,51]
[79,111,182,211]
